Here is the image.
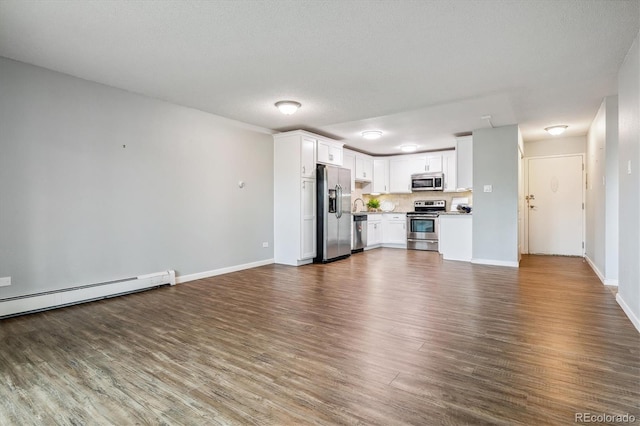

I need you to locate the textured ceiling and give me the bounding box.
[0,1,638,154]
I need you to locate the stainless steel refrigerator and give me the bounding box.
[315,164,352,263]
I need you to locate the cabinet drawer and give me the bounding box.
[384,214,405,221]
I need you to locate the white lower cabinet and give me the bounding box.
[439,215,472,261]
[366,216,382,248]
[382,213,407,247]
[343,149,356,193]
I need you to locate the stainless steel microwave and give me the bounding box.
[411,172,444,191]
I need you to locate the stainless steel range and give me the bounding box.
[406,200,446,251]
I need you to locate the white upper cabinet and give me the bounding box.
[301,136,316,178]
[355,154,373,182]
[342,149,356,193]
[441,150,457,192]
[456,136,473,190]
[389,156,413,193]
[372,159,389,193]
[411,154,442,173]
[317,138,343,166]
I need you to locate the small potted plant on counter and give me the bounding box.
[366,198,380,212]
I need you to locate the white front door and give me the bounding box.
[526,155,584,256]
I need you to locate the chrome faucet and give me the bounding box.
[353,198,365,212]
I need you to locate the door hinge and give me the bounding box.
[582,163,584,171]
[582,202,584,210]
[582,242,584,249]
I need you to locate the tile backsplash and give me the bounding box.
[352,182,472,212]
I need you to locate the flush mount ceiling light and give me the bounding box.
[545,125,568,136]
[361,130,383,140]
[400,144,418,153]
[275,100,301,115]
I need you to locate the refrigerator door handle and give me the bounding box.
[336,184,343,218]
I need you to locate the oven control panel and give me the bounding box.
[414,200,446,208]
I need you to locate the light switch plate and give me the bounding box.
[483,185,493,193]
[0,277,11,287]
[628,160,632,175]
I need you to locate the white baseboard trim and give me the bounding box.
[585,255,605,283]
[381,244,408,249]
[176,258,274,284]
[616,293,640,333]
[584,255,619,286]
[471,258,519,268]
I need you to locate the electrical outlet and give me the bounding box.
[0,277,11,287]
[262,242,269,248]
[483,185,493,193]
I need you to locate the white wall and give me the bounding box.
[0,57,274,299]
[605,98,619,283]
[472,125,520,267]
[524,136,586,158]
[585,97,618,285]
[617,32,640,331]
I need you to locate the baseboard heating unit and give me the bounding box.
[0,270,176,319]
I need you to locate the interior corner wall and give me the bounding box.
[617,31,640,331]
[604,97,619,283]
[0,57,274,299]
[586,100,607,280]
[472,125,520,266]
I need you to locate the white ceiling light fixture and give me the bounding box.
[275,100,301,115]
[400,144,418,153]
[361,130,383,140]
[545,125,568,136]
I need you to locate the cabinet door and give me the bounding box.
[300,178,316,259]
[329,144,343,166]
[343,150,356,193]
[317,139,343,166]
[410,155,427,174]
[372,159,389,193]
[389,157,412,193]
[410,154,442,173]
[426,155,442,173]
[366,220,382,246]
[385,222,407,244]
[442,150,457,191]
[382,214,407,244]
[317,139,330,165]
[355,155,373,181]
[301,137,316,178]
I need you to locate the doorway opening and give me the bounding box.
[523,154,585,256]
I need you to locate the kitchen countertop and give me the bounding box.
[353,211,471,216]
[352,211,408,215]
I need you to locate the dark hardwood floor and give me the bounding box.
[1,251,638,425]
